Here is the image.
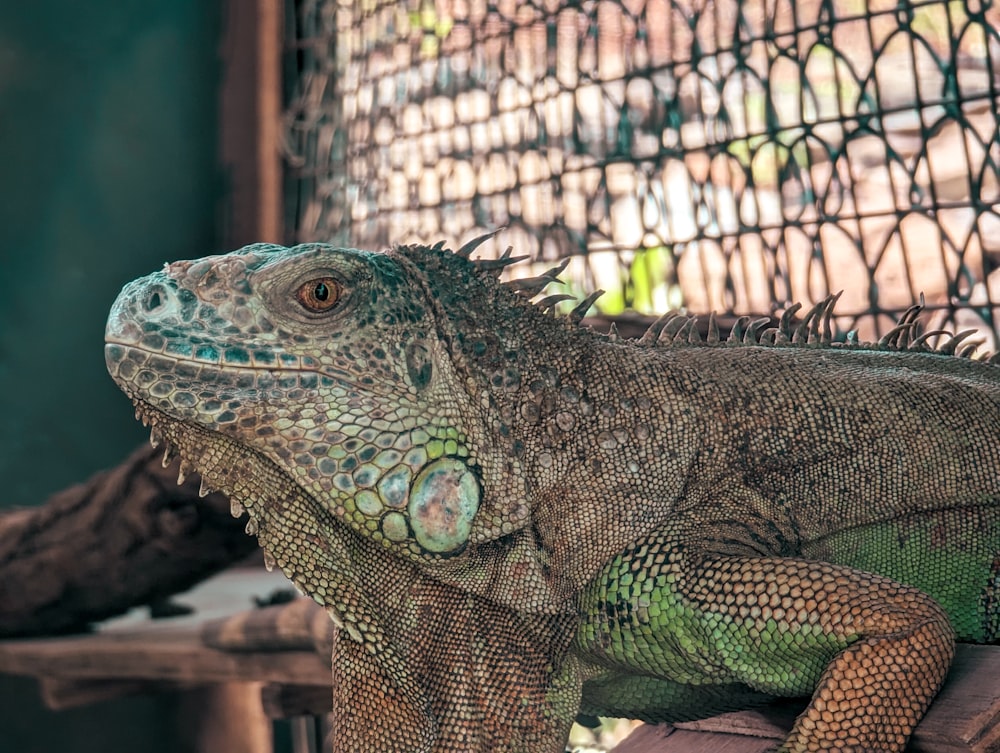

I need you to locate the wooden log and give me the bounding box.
[0,443,258,637]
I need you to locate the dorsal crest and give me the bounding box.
[400,235,999,364]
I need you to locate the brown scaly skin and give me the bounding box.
[105,237,1000,752]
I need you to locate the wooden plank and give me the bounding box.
[612,723,776,753]
[38,676,165,710]
[613,643,1000,753]
[41,677,274,753]
[912,643,1000,753]
[261,682,332,719]
[0,569,330,688]
[0,628,329,687]
[672,704,796,739]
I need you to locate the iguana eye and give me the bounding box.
[296,277,342,313]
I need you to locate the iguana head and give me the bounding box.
[105,239,582,579]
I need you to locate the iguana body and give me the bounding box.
[105,238,1000,752]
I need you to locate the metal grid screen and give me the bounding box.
[283,0,1000,344]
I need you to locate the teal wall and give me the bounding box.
[0,1,221,508]
[0,5,225,750]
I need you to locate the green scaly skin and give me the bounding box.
[105,238,1000,752]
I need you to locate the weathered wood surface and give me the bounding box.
[0,444,257,638]
[0,569,329,694]
[0,570,311,753]
[613,644,1000,753]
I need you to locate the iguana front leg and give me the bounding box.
[698,556,954,752]
[576,522,955,752]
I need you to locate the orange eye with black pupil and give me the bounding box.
[296,277,342,313]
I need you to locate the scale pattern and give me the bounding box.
[105,238,1000,752]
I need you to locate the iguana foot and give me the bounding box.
[776,599,954,752]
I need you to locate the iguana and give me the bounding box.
[104,235,1000,752]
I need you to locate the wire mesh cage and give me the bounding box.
[282,0,1000,346]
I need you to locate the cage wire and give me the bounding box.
[281,0,1000,346]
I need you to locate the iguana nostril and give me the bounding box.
[145,287,165,312]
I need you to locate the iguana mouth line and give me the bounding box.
[106,340,364,388]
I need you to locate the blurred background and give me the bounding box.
[0,1,223,509]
